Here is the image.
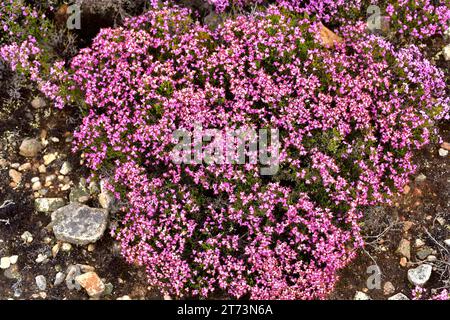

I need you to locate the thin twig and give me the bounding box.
[424,227,449,254]
[0,199,14,210]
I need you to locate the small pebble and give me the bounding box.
[415,173,426,182]
[32,181,42,191]
[408,264,432,287]
[18,163,31,172]
[61,184,71,191]
[9,169,22,184]
[436,217,446,226]
[21,231,33,244]
[354,291,371,300]
[383,281,395,296]
[52,243,61,258]
[35,275,47,291]
[36,254,48,264]
[61,243,72,252]
[54,272,65,286]
[43,153,57,165]
[9,255,18,265]
[31,96,46,109]
[31,177,40,183]
[388,293,409,300]
[400,257,408,267]
[0,257,11,269]
[441,142,450,151]
[60,161,72,175]
[415,239,425,248]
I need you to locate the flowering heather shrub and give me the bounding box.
[0,37,71,110]
[381,0,450,40]
[0,0,55,44]
[0,1,76,109]
[412,287,450,300]
[206,0,450,41]
[55,4,449,299]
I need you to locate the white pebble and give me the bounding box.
[9,255,18,265]
[439,148,448,157]
[0,257,11,269]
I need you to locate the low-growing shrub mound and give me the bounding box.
[65,5,448,299]
[208,0,450,41]
[1,1,449,300]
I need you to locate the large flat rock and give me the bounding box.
[51,203,108,245]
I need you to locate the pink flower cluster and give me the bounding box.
[0,0,51,44]
[206,0,450,40]
[63,5,448,299]
[0,38,70,109]
[412,287,450,300]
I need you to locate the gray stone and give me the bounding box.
[54,272,65,286]
[98,179,116,211]
[408,264,432,287]
[51,203,108,245]
[439,148,449,157]
[35,198,66,213]
[13,283,22,298]
[65,265,82,290]
[416,247,433,260]
[354,291,371,300]
[388,293,409,300]
[35,275,47,291]
[444,239,450,247]
[19,138,42,158]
